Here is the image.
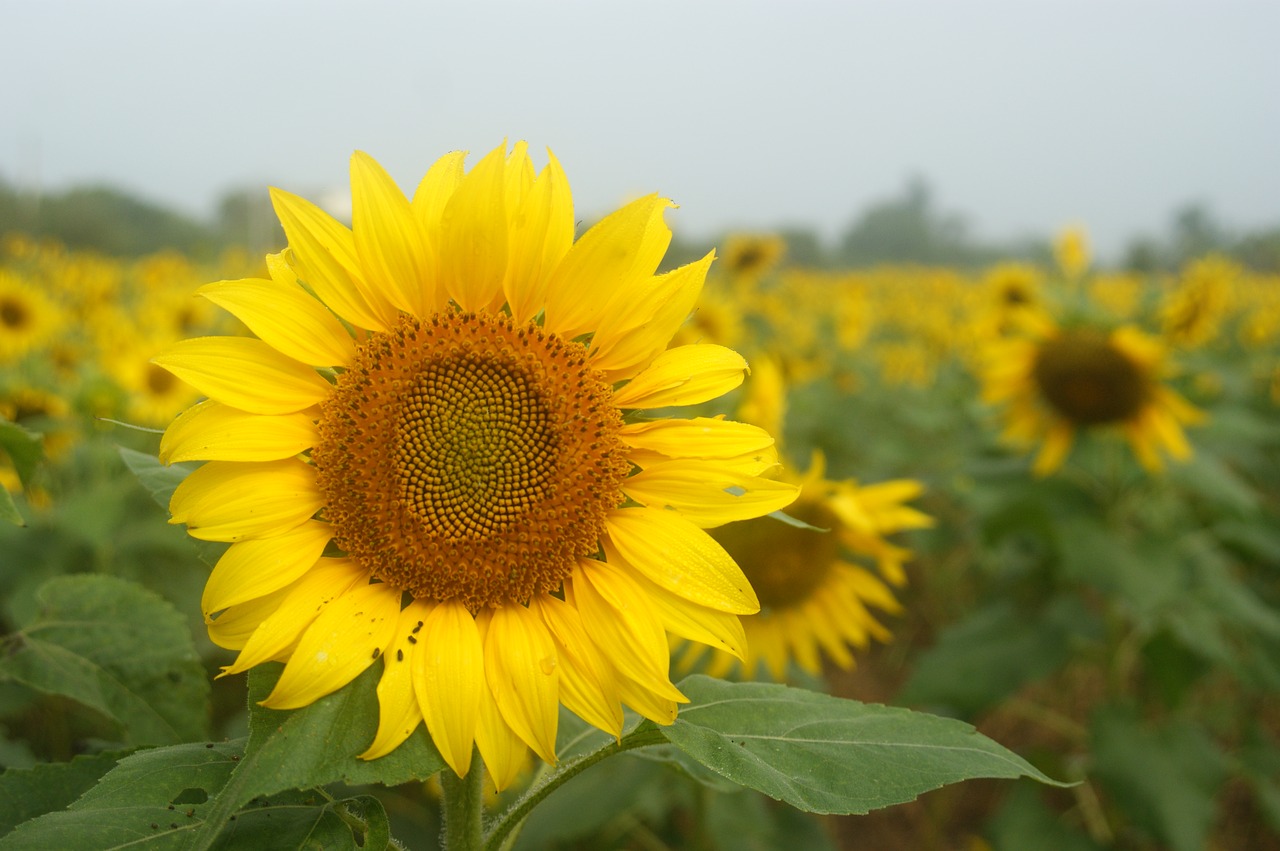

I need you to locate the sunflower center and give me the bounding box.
[1,297,29,330]
[710,499,839,610]
[314,311,630,611]
[1031,331,1148,425]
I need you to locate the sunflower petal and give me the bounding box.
[415,600,483,778]
[153,337,331,416]
[621,461,799,527]
[351,151,433,318]
[504,151,574,325]
[269,187,392,331]
[438,143,509,312]
[605,508,759,614]
[611,345,748,409]
[159,400,318,464]
[534,595,622,738]
[169,459,321,542]
[572,559,685,703]
[201,520,333,616]
[624,567,748,660]
[262,582,400,709]
[361,599,433,761]
[412,151,466,236]
[221,558,369,674]
[206,586,292,651]
[484,603,559,764]
[543,194,672,340]
[197,255,356,368]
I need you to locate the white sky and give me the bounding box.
[3,0,1278,256]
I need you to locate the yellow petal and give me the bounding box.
[159,400,318,464]
[621,462,799,527]
[437,143,509,312]
[621,417,776,463]
[197,255,356,368]
[474,652,529,789]
[262,582,401,709]
[504,151,574,325]
[543,194,673,340]
[624,566,748,660]
[590,251,713,381]
[361,599,434,761]
[221,557,369,674]
[415,600,483,778]
[605,508,759,614]
[484,603,559,764]
[614,674,680,726]
[206,585,292,651]
[153,337,332,416]
[1032,422,1075,476]
[572,559,685,703]
[534,595,623,738]
[270,187,393,331]
[201,520,333,616]
[611,345,748,409]
[351,151,433,317]
[169,459,321,542]
[412,150,466,237]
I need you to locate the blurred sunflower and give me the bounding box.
[1161,255,1237,348]
[0,270,62,364]
[719,233,786,279]
[685,453,931,681]
[980,318,1204,475]
[1053,225,1091,280]
[154,143,798,789]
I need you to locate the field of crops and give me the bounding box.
[2,219,1278,850]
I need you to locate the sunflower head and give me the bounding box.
[154,143,799,787]
[1031,329,1149,426]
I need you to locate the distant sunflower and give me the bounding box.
[719,233,786,279]
[0,271,61,364]
[980,318,1203,475]
[154,144,798,789]
[687,454,931,681]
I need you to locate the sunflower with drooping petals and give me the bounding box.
[979,316,1204,475]
[153,143,799,789]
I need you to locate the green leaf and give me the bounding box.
[0,419,44,488]
[1089,705,1228,851]
[208,792,389,851]
[0,575,210,746]
[0,740,242,850]
[0,750,132,838]
[118,448,196,510]
[706,788,837,851]
[662,676,1065,815]
[188,663,444,848]
[898,598,1099,715]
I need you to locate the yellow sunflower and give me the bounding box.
[0,270,63,364]
[154,143,798,790]
[686,453,932,681]
[719,233,786,279]
[979,317,1204,475]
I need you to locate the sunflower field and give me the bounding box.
[1,158,1278,851]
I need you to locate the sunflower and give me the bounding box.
[979,317,1204,475]
[685,453,932,681]
[154,143,798,789]
[1053,225,1091,280]
[718,233,786,279]
[0,270,62,364]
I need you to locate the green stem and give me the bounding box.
[484,723,668,851]
[441,747,485,851]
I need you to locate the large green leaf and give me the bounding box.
[208,791,390,851]
[661,676,1064,815]
[0,741,241,850]
[117,448,196,510]
[1089,705,1228,851]
[0,575,209,745]
[0,750,132,838]
[187,663,444,848]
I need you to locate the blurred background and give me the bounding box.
[2,2,1278,850]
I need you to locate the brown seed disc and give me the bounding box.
[710,498,839,611]
[1031,331,1149,426]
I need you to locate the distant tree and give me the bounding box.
[217,188,286,258]
[1233,226,1280,273]
[777,227,827,268]
[1170,202,1227,264]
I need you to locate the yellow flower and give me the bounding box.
[0,270,63,364]
[154,144,798,789]
[719,233,786,279]
[1160,255,1238,348]
[1053,225,1091,279]
[688,454,932,681]
[980,318,1204,475]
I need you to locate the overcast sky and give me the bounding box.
[4,1,1278,256]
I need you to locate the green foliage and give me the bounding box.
[0,419,43,526]
[0,750,131,838]
[0,575,209,747]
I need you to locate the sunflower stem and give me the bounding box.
[484,722,668,851]
[441,747,485,851]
